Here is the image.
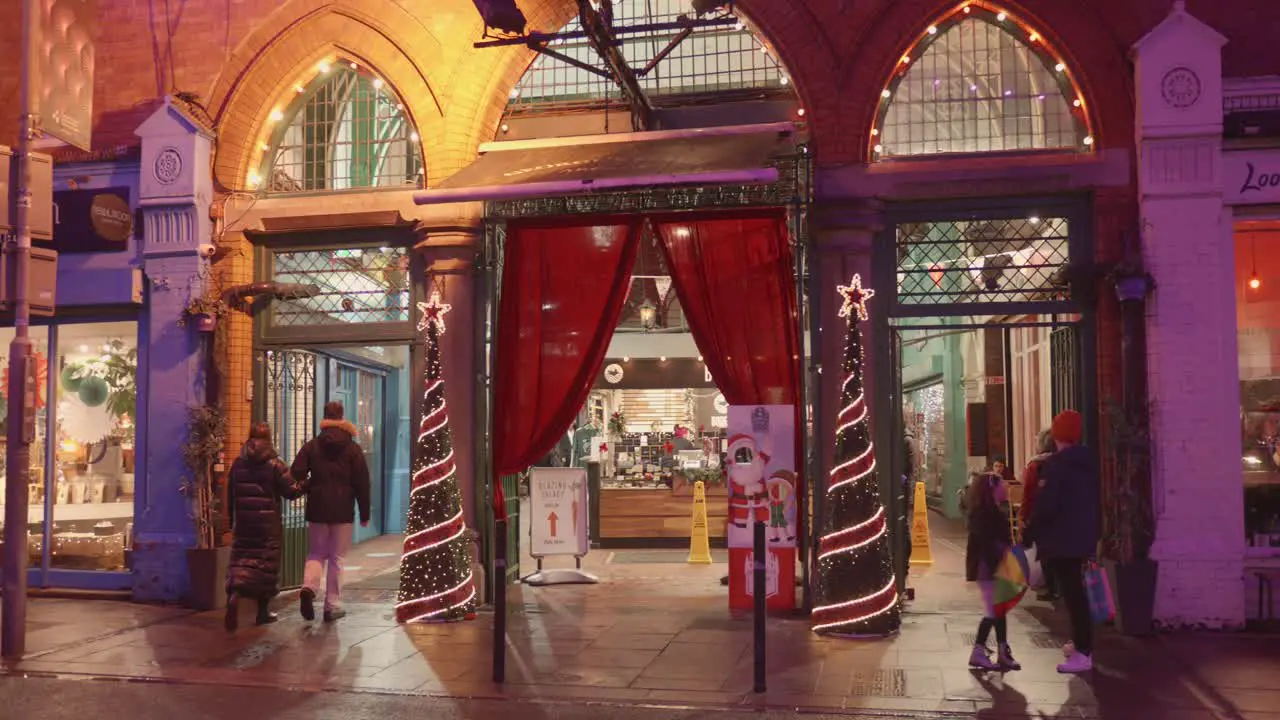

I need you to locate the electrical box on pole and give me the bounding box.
[0,147,58,318]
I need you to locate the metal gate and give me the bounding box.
[1050,325,1081,417]
[261,350,317,589]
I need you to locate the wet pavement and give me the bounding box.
[1,514,1278,719]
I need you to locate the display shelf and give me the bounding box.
[0,501,134,524]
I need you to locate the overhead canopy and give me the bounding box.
[413,122,797,206]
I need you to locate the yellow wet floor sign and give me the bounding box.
[688,481,712,564]
[909,480,934,566]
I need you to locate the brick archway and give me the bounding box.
[208,2,449,190]
[832,0,1135,163]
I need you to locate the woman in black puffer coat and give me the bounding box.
[225,422,304,632]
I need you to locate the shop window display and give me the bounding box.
[50,321,138,570]
[1237,229,1280,548]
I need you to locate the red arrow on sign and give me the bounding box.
[548,512,559,538]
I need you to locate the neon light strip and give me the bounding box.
[395,573,475,610]
[818,507,886,559]
[828,445,876,492]
[818,518,887,560]
[403,520,468,559]
[412,450,456,485]
[401,585,478,623]
[418,415,449,442]
[411,465,456,496]
[812,577,899,633]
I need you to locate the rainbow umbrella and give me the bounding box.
[991,546,1030,618]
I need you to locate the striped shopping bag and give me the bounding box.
[1084,560,1115,623]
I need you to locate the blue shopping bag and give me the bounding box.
[1084,561,1115,623]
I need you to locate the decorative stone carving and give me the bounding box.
[153,147,183,184]
[1161,67,1202,108]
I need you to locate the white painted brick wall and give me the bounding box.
[1142,195,1246,628]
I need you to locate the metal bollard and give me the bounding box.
[493,518,507,684]
[753,519,766,693]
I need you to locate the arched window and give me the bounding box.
[872,6,1092,160]
[510,1,791,108]
[259,62,424,194]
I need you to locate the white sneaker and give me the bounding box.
[969,644,999,670]
[1057,651,1093,674]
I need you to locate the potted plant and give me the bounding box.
[180,294,230,333]
[180,404,230,610]
[608,411,627,440]
[1100,398,1158,636]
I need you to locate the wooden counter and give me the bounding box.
[599,484,730,544]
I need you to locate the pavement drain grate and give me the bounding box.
[848,669,907,697]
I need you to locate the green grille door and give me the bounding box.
[1050,325,1081,417]
[501,473,521,583]
[262,350,317,589]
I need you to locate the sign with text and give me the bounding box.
[35,187,133,253]
[725,404,798,613]
[1225,149,1280,205]
[37,0,98,151]
[528,467,590,558]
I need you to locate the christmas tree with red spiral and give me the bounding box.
[813,274,901,637]
[395,290,477,623]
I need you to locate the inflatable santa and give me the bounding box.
[726,433,770,529]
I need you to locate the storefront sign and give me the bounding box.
[528,467,590,558]
[37,187,134,253]
[1225,150,1280,205]
[596,357,716,389]
[725,404,797,613]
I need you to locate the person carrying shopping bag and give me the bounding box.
[1024,409,1100,674]
[966,471,1024,671]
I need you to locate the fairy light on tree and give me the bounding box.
[395,290,477,623]
[813,274,901,637]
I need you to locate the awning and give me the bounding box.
[413,122,797,205]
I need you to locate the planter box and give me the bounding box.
[185,546,230,611]
[1103,558,1158,636]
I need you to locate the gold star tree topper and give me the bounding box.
[417,291,452,335]
[837,274,876,322]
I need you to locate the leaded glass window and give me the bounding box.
[510,1,790,108]
[263,64,424,194]
[270,247,411,326]
[895,217,1071,306]
[874,11,1089,159]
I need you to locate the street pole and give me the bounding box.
[2,0,39,661]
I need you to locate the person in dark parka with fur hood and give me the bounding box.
[224,422,305,632]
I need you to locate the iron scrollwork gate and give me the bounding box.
[261,350,317,589]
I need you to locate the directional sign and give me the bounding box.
[529,467,590,558]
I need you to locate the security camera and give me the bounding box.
[198,242,217,258]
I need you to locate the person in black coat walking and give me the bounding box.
[225,422,304,632]
[1024,409,1100,674]
[291,401,372,623]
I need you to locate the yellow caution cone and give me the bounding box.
[688,481,713,564]
[909,480,934,566]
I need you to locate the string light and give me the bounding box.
[869,3,1094,162]
[813,274,901,638]
[396,290,477,624]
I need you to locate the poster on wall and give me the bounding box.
[725,404,797,612]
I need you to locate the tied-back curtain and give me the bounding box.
[494,219,642,495]
[652,211,800,407]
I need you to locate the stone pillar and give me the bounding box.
[1133,4,1243,627]
[414,227,481,533]
[131,100,215,601]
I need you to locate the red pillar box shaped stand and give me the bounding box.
[726,405,797,613]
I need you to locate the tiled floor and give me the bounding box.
[2,516,1279,719]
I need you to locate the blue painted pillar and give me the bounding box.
[130,100,215,601]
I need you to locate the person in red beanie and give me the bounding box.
[1024,409,1099,674]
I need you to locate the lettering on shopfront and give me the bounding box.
[1240,162,1280,195]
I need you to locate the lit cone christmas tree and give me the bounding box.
[395,290,477,623]
[813,274,901,637]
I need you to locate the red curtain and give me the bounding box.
[652,210,801,407]
[493,219,642,508]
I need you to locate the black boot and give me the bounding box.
[256,598,279,626]
[224,594,238,633]
[300,588,316,621]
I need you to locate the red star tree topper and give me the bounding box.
[396,289,476,622]
[813,273,900,637]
